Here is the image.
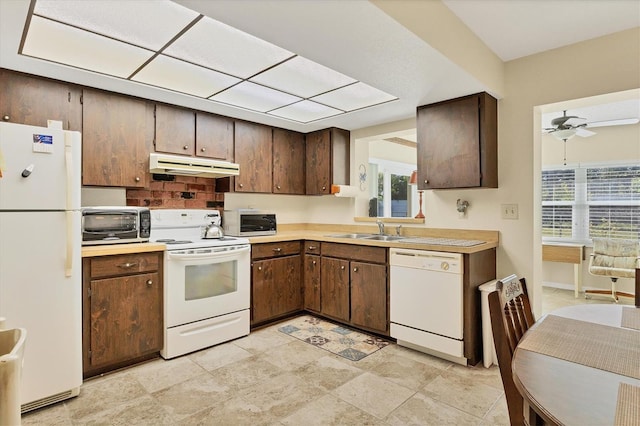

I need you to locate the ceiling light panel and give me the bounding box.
[311,82,397,111]
[250,56,356,98]
[164,16,293,79]
[269,100,343,123]
[132,55,240,98]
[22,16,153,78]
[211,82,301,112]
[33,0,198,51]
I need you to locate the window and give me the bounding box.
[369,159,415,218]
[542,163,640,242]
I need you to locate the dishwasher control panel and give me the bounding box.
[389,248,463,274]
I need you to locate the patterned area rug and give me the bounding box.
[278,315,390,361]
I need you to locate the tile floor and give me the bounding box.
[22,287,629,425]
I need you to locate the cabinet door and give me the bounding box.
[88,272,162,369]
[305,129,331,195]
[279,255,303,314]
[82,89,152,187]
[252,259,275,324]
[234,121,272,192]
[155,104,195,155]
[0,69,81,130]
[195,112,233,160]
[252,256,302,324]
[417,95,480,189]
[320,257,350,322]
[304,254,321,312]
[273,128,305,194]
[350,262,388,333]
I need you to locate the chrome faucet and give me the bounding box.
[396,225,402,236]
[376,219,385,235]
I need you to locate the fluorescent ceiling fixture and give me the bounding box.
[311,82,397,111]
[588,118,639,128]
[270,100,343,123]
[211,81,301,112]
[164,16,293,79]
[250,56,356,98]
[22,16,153,78]
[33,0,198,51]
[132,55,240,98]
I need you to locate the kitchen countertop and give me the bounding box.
[247,227,498,254]
[81,242,166,257]
[80,226,498,256]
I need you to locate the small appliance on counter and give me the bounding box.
[223,209,276,236]
[81,206,150,245]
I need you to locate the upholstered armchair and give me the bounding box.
[586,238,639,302]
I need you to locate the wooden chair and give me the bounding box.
[488,275,535,426]
[586,238,638,302]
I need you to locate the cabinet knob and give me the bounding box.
[276,185,281,190]
[353,267,358,272]
[135,177,140,182]
[183,145,189,150]
[258,266,262,271]
[118,262,138,269]
[273,248,282,253]
[312,260,317,265]
[146,279,153,286]
[308,245,317,250]
[239,183,244,188]
[2,115,9,121]
[341,265,345,270]
[424,179,429,184]
[200,147,206,152]
[322,186,326,190]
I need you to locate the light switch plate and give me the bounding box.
[501,204,519,219]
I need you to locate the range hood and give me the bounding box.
[149,153,240,178]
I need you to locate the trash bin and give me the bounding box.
[0,318,27,426]
[479,280,498,368]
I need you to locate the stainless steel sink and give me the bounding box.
[363,235,405,241]
[326,233,375,239]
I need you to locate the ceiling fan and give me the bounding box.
[543,110,596,140]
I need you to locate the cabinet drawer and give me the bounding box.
[252,241,301,260]
[321,242,387,264]
[304,241,321,255]
[90,253,160,279]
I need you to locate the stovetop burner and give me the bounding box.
[155,239,193,244]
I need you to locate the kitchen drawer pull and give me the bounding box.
[118,262,138,269]
[272,248,282,253]
[146,279,153,286]
[308,245,317,250]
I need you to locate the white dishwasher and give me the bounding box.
[390,248,467,365]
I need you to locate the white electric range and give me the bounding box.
[150,209,251,359]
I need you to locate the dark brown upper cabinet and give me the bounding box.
[154,104,195,156]
[82,89,153,187]
[273,128,305,195]
[234,121,273,193]
[305,127,350,195]
[416,92,497,189]
[0,69,82,131]
[195,112,234,161]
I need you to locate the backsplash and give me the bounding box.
[126,175,224,209]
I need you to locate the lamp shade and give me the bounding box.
[409,170,418,185]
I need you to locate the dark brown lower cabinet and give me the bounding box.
[320,257,350,322]
[350,262,387,333]
[82,252,163,378]
[303,254,321,312]
[251,242,303,325]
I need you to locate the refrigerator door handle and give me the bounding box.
[65,211,73,277]
[65,133,73,211]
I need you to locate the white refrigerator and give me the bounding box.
[0,122,82,412]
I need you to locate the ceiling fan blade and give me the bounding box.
[576,128,596,137]
[564,117,587,126]
[586,118,640,128]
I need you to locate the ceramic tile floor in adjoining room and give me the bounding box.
[541,286,635,315]
[22,321,509,426]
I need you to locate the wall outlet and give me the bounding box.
[501,204,519,219]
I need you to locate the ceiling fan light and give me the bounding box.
[551,128,577,140]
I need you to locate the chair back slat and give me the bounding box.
[488,274,535,426]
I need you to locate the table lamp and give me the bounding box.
[409,170,425,219]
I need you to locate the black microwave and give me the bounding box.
[81,207,150,245]
[223,209,277,236]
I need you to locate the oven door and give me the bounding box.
[164,244,250,328]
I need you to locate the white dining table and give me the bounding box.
[512,304,640,426]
